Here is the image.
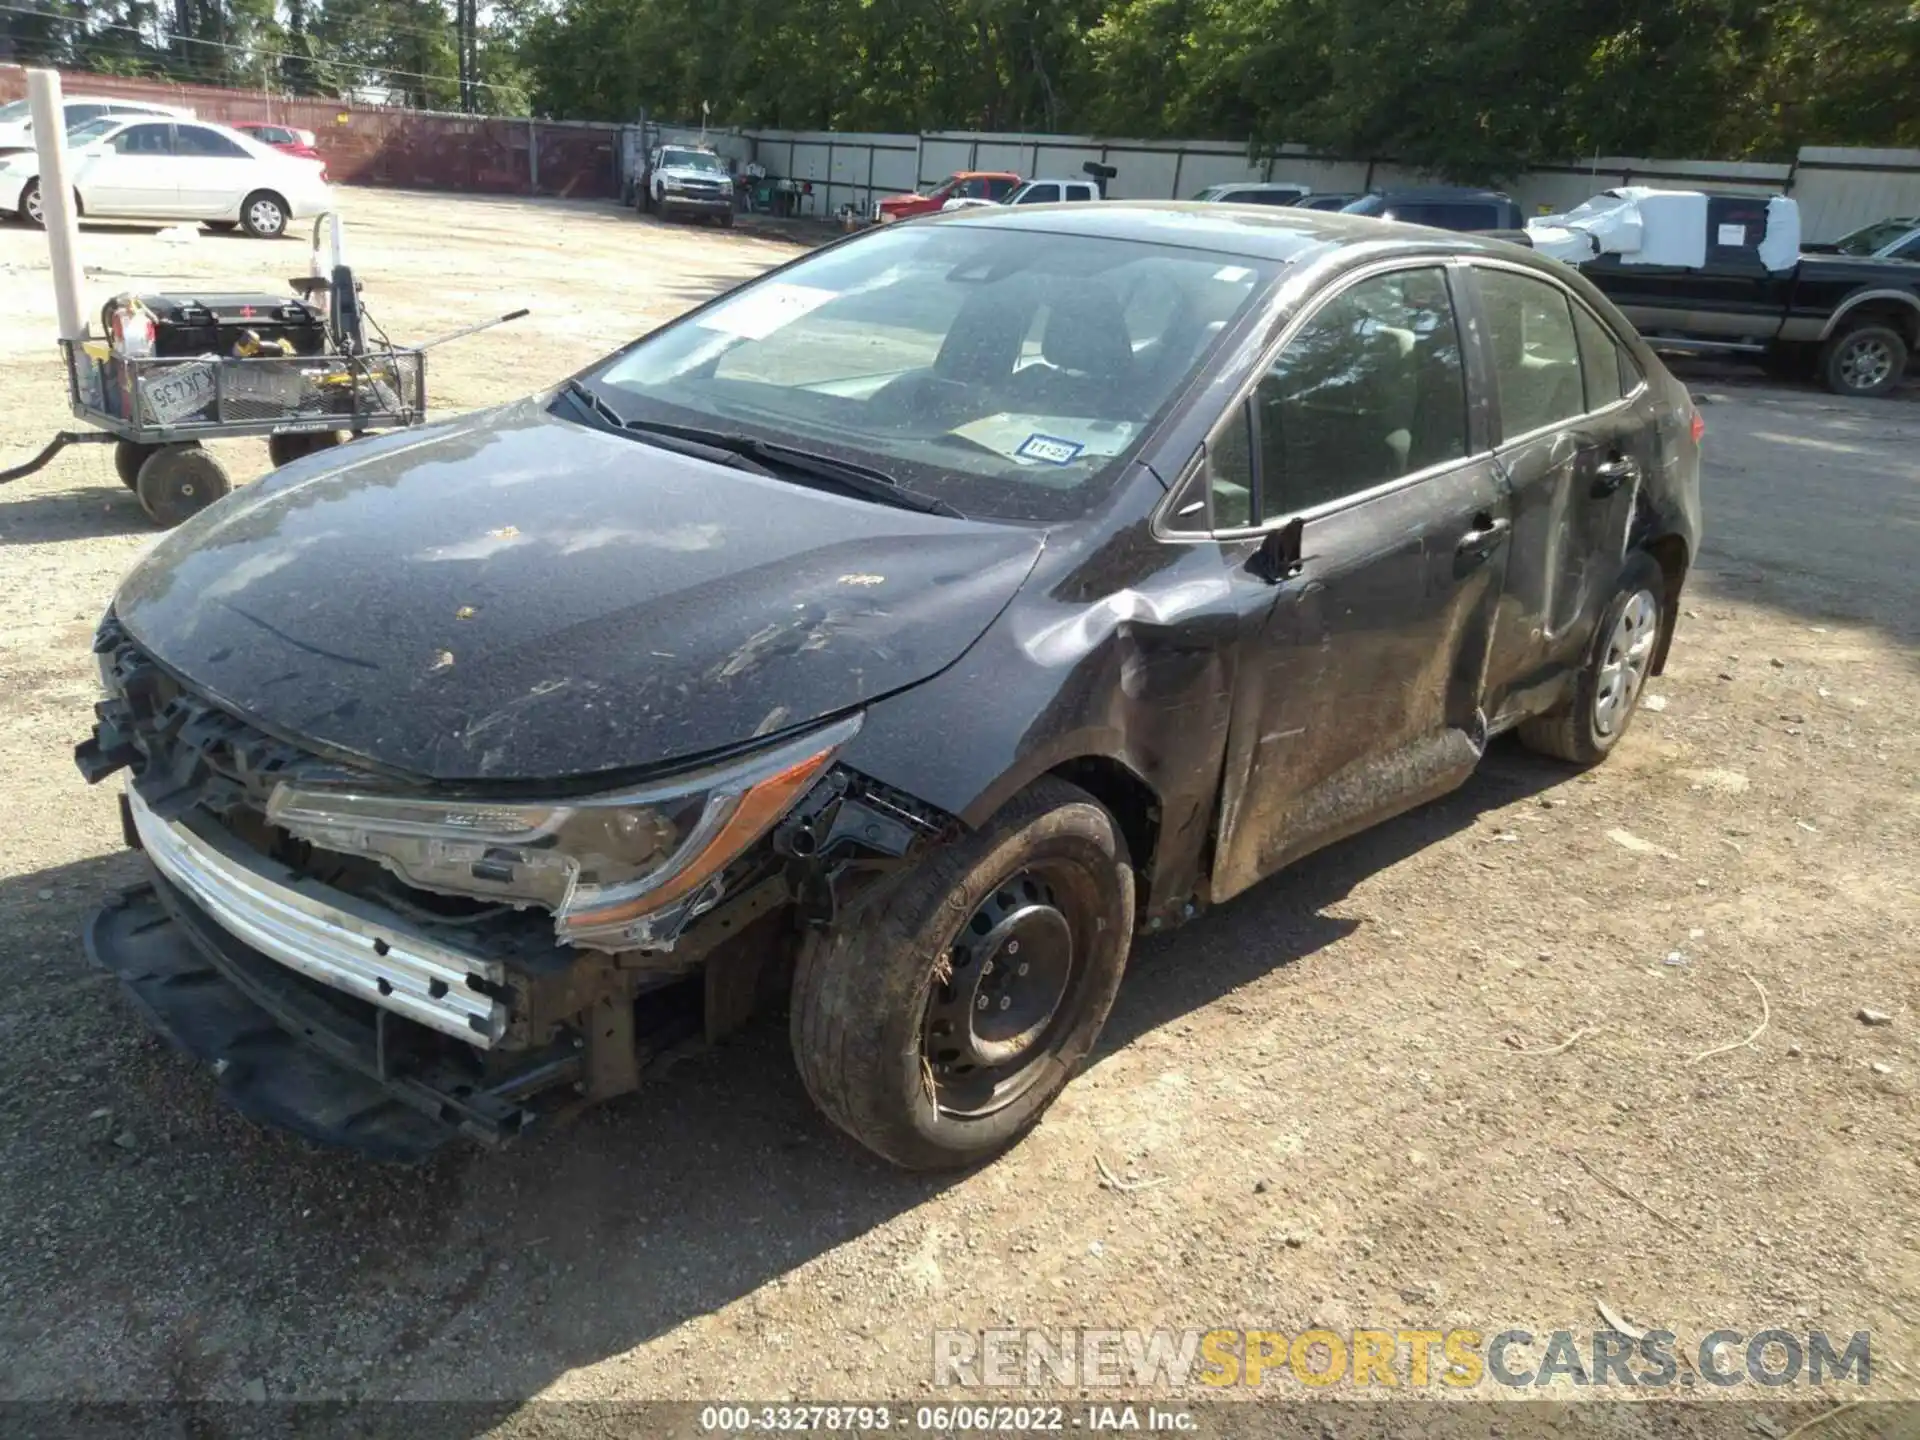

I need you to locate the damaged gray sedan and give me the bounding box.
[77,203,1702,1168]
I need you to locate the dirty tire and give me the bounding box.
[1819,323,1907,398]
[240,189,289,238]
[791,777,1135,1171]
[1519,550,1666,766]
[267,430,345,468]
[136,445,230,527]
[113,440,158,490]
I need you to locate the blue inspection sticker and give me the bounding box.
[1016,433,1085,466]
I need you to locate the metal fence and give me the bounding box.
[0,65,623,199]
[11,63,1920,238]
[715,128,1920,244]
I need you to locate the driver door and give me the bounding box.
[1202,262,1509,900]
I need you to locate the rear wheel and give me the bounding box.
[791,778,1134,1170]
[240,190,289,238]
[1518,551,1665,766]
[136,445,231,527]
[1819,323,1907,398]
[267,430,346,467]
[18,176,43,227]
[113,439,158,490]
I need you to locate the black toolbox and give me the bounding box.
[140,293,328,358]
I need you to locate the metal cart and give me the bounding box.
[1,337,426,527]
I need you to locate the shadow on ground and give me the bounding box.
[0,739,1571,1407]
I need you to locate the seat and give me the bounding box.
[1003,281,1135,416]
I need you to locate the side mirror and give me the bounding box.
[1248,516,1305,585]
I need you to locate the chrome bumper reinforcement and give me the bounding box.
[127,786,509,1046]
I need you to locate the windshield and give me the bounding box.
[0,100,29,123]
[1341,195,1388,216]
[591,223,1275,522]
[661,148,724,173]
[1837,219,1918,256]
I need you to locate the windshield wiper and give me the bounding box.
[622,417,965,518]
[562,381,780,475]
[561,382,963,518]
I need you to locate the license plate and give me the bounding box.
[140,362,217,426]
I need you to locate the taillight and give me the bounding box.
[1690,409,1706,445]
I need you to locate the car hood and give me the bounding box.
[112,398,1046,785]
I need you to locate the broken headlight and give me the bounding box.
[265,714,859,949]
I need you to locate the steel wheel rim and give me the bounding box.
[249,198,284,234]
[921,866,1086,1119]
[1594,588,1659,736]
[1839,337,1894,391]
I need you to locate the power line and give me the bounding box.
[0,2,521,95]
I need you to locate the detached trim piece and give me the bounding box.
[127,786,509,1046]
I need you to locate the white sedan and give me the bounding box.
[0,116,331,238]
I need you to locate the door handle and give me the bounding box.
[1456,516,1511,554]
[1593,456,1639,495]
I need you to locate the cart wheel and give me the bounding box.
[136,446,231,527]
[114,440,159,491]
[267,430,347,468]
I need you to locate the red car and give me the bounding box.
[876,170,1020,222]
[235,122,327,180]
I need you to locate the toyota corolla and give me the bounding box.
[77,203,1701,1168]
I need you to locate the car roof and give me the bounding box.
[1369,186,1514,201]
[1204,181,1308,191]
[1021,177,1097,185]
[950,170,1021,179]
[68,96,179,109]
[938,198,1547,263]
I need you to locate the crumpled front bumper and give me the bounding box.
[87,798,586,1161]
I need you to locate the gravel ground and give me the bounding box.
[0,189,1914,1419]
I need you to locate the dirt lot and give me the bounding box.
[0,188,1915,1416]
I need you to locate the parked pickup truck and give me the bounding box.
[1533,190,1918,398]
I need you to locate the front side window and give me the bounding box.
[594,225,1274,522]
[110,123,173,156]
[65,104,106,124]
[1018,183,1060,205]
[1478,268,1585,439]
[1254,266,1469,516]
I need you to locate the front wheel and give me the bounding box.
[240,190,289,238]
[1819,323,1907,398]
[791,778,1135,1170]
[136,445,231,527]
[1518,551,1665,766]
[18,176,43,227]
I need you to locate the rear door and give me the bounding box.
[1198,261,1509,899]
[74,121,176,216]
[170,123,258,217]
[1468,263,1647,724]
